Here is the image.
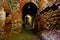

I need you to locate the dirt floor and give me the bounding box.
[4,30,40,40]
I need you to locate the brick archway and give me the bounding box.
[22,2,38,29]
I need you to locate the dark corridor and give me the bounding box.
[22,2,38,29]
[22,2,38,19]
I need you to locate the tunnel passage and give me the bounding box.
[22,2,38,29]
[22,2,38,19]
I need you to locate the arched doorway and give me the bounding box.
[22,2,38,29]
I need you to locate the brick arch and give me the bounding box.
[20,0,39,15]
[31,0,39,8]
[22,2,38,18]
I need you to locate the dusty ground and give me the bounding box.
[4,30,40,40]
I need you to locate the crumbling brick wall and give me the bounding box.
[34,9,60,32]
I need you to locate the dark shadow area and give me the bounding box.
[22,2,38,19]
[6,12,10,17]
[22,2,38,30]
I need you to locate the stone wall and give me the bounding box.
[0,0,23,39]
[40,0,56,11]
[11,12,22,32]
[34,9,60,31]
[0,7,6,40]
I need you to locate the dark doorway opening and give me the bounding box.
[6,12,10,17]
[22,2,38,19]
[22,2,38,29]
